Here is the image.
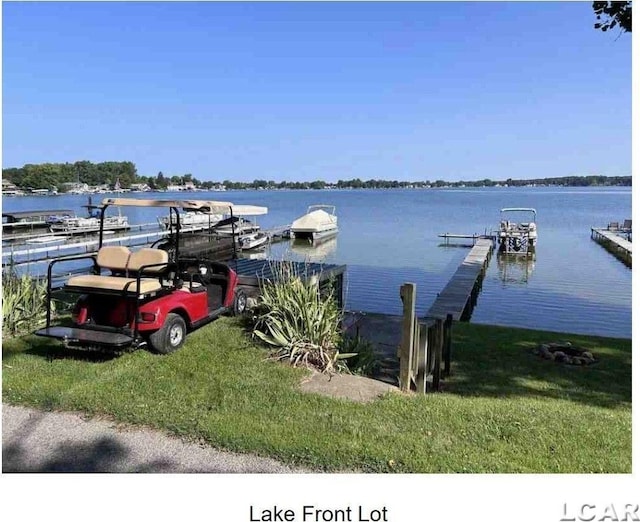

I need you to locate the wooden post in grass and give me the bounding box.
[415,321,429,394]
[432,318,443,391]
[399,283,416,392]
[443,313,453,377]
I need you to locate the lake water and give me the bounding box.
[2,187,632,338]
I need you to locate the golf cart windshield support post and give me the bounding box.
[230,207,237,258]
[175,207,181,260]
[98,204,108,247]
[46,261,54,326]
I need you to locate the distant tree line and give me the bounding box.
[3,161,137,191]
[2,161,631,191]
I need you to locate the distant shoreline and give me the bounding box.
[2,182,632,198]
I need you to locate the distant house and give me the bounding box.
[130,183,151,192]
[166,182,196,191]
[2,178,24,196]
[60,182,90,194]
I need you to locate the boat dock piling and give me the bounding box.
[427,238,494,321]
[591,227,632,267]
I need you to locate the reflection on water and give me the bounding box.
[238,249,267,260]
[497,254,536,285]
[289,237,338,263]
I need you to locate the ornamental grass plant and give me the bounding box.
[252,260,350,373]
[2,265,51,338]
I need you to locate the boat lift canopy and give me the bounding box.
[101,198,234,214]
[225,205,268,216]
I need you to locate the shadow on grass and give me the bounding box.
[447,326,631,409]
[3,335,125,363]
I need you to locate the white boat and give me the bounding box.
[49,212,130,234]
[25,235,68,245]
[497,208,537,254]
[159,209,224,230]
[238,231,269,250]
[290,205,338,241]
[2,210,75,231]
[213,205,268,237]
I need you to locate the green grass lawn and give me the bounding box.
[2,318,631,472]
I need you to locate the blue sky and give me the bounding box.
[1,2,632,182]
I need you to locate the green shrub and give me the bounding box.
[253,261,349,373]
[2,266,51,338]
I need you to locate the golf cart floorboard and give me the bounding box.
[35,326,134,348]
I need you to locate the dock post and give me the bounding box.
[415,322,428,393]
[443,314,453,377]
[399,283,416,392]
[432,318,443,391]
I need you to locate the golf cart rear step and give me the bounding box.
[35,326,134,348]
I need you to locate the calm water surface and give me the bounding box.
[2,187,631,338]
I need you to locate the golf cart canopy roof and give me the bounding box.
[101,198,234,213]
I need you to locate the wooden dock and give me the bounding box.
[426,238,494,321]
[591,228,632,267]
[438,233,495,246]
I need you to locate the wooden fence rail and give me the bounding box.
[398,283,452,393]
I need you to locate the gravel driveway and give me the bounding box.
[2,404,306,473]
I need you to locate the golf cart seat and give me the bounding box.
[65,246,170,296]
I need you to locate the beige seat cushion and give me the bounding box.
[66,275,162,294]
[96,246,131,272]
[128,248,169,274]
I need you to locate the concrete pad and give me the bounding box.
[299,371,399,403]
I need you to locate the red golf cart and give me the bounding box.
[35,198,247,354]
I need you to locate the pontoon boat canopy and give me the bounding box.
[500,208,537,216]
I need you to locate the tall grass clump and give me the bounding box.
[253,261,348,373]
[2,265,51,338]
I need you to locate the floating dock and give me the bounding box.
[426,238,494,321]
[2,228,170,267]
[2,223,293,269]
[591,227,632,267]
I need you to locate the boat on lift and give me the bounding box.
[159,208,224,231]
[497,208,537,255]
[290,205,338,242]
[48,212,130,234]
[213,205,268,240]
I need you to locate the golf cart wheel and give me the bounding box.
[149,313,187,354]
[233,289,247,316]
